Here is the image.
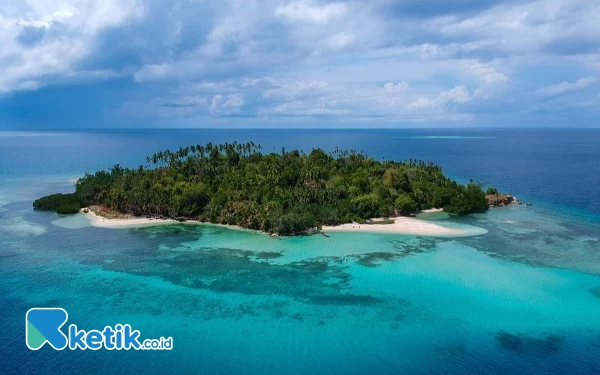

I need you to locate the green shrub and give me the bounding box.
[485,187,499,195]
[57,203,81,215]
[33,193,81,211]
[395,195,418,216]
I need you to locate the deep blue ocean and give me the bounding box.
[1,129,600,374]
[2,128,599,216]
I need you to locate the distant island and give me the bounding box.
[34,142,499,235]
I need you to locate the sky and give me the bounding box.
[0,0,599,129]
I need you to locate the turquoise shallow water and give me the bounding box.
[1,177,600,374]
[1,129,600,374]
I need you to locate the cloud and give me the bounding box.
[134,64,172,82]
[1,0,600,128]
[536,77,597,96]
[315,31,355,53]
[384,82,409,90]
[467,63,508,84]
[0,0,143,93]
[408,86,470,110]
[210,93,244,115]
[275,1,347,24]
[409,0,600,60]
[376,0,525,19]
[263,80,330,99]
[223,93,245,108]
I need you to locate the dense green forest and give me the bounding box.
[34,142,491,235]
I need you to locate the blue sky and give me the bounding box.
[0,0,599,128]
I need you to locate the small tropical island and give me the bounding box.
[34,142,502,236]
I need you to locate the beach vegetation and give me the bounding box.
[33,193,81,212]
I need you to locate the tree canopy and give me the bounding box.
[34,142,491,235]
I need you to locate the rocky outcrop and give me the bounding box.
[486,194,515,207]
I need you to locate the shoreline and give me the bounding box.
[82,209,260,233]
[82,208,486,238]
[322,216,486,237]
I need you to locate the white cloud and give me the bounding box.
[384,82,409,90]
[269,101,350,116]
[536,77,597,96]
[222,93,244,107]
[0,0,143,93]
[462,61,511,100]
[275,1,347,24]
[467,63,508,85]
[439,86,470,103]
[263,80,330,99]
[210,93,244,114]
[408,86,470,110]
[209,95,223,113]
[430,0,600,58]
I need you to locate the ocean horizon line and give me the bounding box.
[3,127,600,132]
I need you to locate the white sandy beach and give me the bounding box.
[322,216,484,237]
[419,208,444,214]
[83,209,178,228]
[82,208,485,237]
[82,209,255,233]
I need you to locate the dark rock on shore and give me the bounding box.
[486,194,515,207]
